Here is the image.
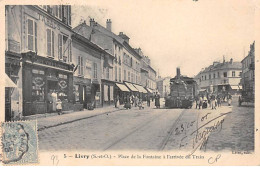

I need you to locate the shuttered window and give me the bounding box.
[27,18,37,51]
[58,34,62,59]
[46,29,54,57]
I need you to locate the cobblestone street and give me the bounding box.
[38,98,254,153]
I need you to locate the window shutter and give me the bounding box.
[78,56,81,75]
[58,34,62,59]
[46,29,51,56]
[27,19,34,51]
[52,31,54,57]
[81,56,83,75]
[69,39,72,62]
[34,22,37,52]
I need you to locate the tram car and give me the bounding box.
[165,68,197,109]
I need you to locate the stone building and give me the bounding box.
[195,58,242,94]
[5,5,75,120]
[156,77,171,98]
[240,41,255,98]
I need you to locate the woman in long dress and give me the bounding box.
[155,93,160,108]
[51,90,57,112]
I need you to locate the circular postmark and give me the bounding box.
[2,123,29,164]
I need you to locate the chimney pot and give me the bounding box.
[90,18,95,27]
[106,19,112,31]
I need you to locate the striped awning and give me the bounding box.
[116,83,130,92]
[133,84,147,93]
[146,88,153,93]
[124,82,138,92]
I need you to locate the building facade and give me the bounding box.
[195,58,242,94]
[135,48,157,93]
[156,77,171,97]
[240,41,255,97]
[5,5,75,120]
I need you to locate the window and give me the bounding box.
[128,71,130,81]
[119,67,121,82]
[32,69,45,102]
[93,62,97,79]
[46,28,54,57]
[201,76,203,81]
[131,73,134,82]
[78,56,84,76]
[217,72,220,78]
[239,72,242,77]
[115,66,117,81]
[205,75,207,80]
[106,68,109,79]
[130,57,133,67]
[27,18,37,52]
[209,74,211,79]
[136,75,138,83]
[213,73,215,79]
[58,34,71,62]
[232,71,235,77]
[124,70,126,81]
[223,72,227,77]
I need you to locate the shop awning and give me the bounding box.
[5,74,17,88]
[231,85,242,90]
[124,82,138,92]
[146,88,153,93]
[116,83,130,92]
[133,84,147,93]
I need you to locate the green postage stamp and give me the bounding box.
[1,120,38,165]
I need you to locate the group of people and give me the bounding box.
[195,93,232,110]
[114,92,161,110]
[47,89,63,115]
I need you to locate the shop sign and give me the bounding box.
[38,13,60,30]
[58,80,67,90]
[33,77,45,87]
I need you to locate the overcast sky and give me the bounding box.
[71,0,255,78]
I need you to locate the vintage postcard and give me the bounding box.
[0,0,259,166]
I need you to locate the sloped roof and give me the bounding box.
[199,61,242,74]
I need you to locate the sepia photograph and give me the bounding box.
[1,0,259,166]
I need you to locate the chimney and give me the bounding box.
[176,67,181,79]
[230,58,233,64]
[106,19,112,31]
[90,18,95,27]
[118,32,130,43]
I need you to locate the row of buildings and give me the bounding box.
[5,5,157,120]
[156,42,255,99]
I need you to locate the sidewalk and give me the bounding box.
[34,102,154,131]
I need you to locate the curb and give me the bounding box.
[37,108,122,131]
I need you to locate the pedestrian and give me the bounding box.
[114,94,119,108]
[147,95,150,107]
[138,98,144,110]
[124,94,131,109]
[47,90,53,112]
[56,99,62,115]
[210,94,216,110]
[199,95,203,109]
[217,94,221,107]
[227,93,232,106]
[155,92,160,108]
[51,90,57,112]
[195,95,199,109]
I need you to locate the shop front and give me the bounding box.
[133,84,148,101]
[22,52,74,116]
[124,81,139,97]
[73,76,91,110]
[115,83,130,105]
[101,79,115,106]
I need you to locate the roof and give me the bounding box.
[198,61,242,75]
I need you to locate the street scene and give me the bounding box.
[37,95,254,153]
[4,2,255,156]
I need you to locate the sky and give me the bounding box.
[71,0,256,78]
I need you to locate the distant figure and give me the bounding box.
[199,95,203,109]
[147,95,150,107]
[114,95,119,108]
[138,99,144,110]
[51,90,57,112]
[56,99,62,115]
[155,92,160,108]
[217,94,222,107]
[195,95,200,109]
[47,90,53,112]
[227,93,232,106]
[210,94,216,110]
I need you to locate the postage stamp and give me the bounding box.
[1,120,38,165]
